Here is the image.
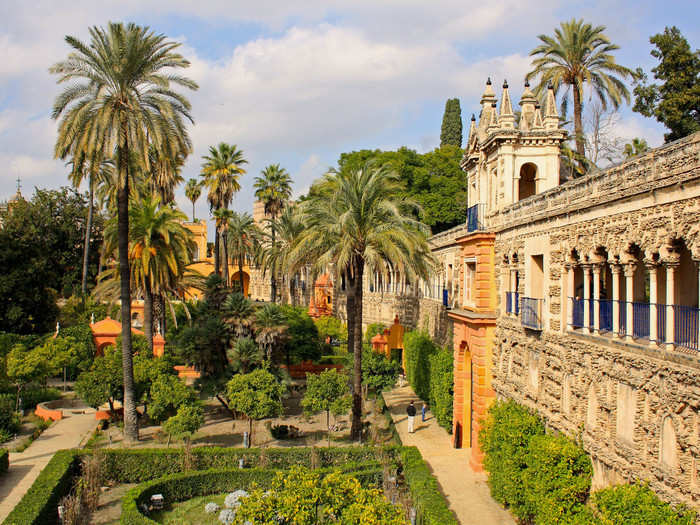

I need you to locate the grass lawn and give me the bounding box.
[150,493,229,524]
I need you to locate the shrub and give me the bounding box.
[162,404,204,445]
[428,348,453,430]
[361,350,401,394]
[479,399,545,520]
[0,448,8,474]
[403,331,438,401]
[363,323,387,346]
[204,502,220,513]
[280,305,322,363]
[3,450,80,525]
[0,395,20,437]
[593,483,696,524]
[522,434,592,523]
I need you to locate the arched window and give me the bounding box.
[518,163,537,201]
[660,416,678,471]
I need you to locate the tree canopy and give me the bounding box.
[440,98,463,147]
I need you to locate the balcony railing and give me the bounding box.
[674,305,699,351]
[467,203,486,232]
[521,297,543,330]
[506,292,519,315]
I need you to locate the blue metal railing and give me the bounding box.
[588,299,595,330]
[571,297,584,328]
[467,203,486,232]
[673,305,699,351]
[521,297,543,330]
[632,302,650,339]
[657,306,666,343]
[506,292,512,314]
[599,300,612,332]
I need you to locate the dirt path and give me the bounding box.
[383,384,514,525]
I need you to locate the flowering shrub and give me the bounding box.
[218,508,235,524]
[204,502,219,513]
[224,490,248,509]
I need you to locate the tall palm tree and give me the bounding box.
[185,178,202,222]
[51,22,197,442]
[624,137,649,158]
[254,164,292,303]
[254,303,288,362]
[290,163,434,439]
[227,337,263,374]
[526,18,635,161]
[102,196,196,352]
[213,208,235,285]
[227,211,263,295]
[222,292,256,339]
[262,205,304,305]
[201,143,247,276]
[147,144,185,205]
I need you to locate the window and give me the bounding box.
[463,260,476,307]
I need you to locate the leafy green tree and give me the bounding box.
[201,143,247,276]
[361,350,401,394]
[148,374,197,423]
[262,205,305,304]
[51,22,197,443]
[302,369,351,446]
[75,347,124,412]
[184,178,202,222]
[314,316,347,353]
[254,164,293,302]
[280,305,322,365]
[162,403,204,445]
[227,337,263,374]
[254,303,288,362]
[526,18,635,162]
[440,98,463,147]
[633,26,700,142]
[623,138,649,158]
[363,323,386,346]
[226,368,284,446]
[290,164,433,439]
[6,344,55,409]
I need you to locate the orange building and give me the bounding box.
[448,232,497,472]
[308,273,334,318]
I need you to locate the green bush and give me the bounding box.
[2,450,80,525]
[363,322,387,346]
[428,348,453,430]
[593,483,696,524]
[361,349,401,393]
[400,447,459,525]
[0,448,8,474]
[479,400,545,520]
[522,434,592,523]
[403,331,438,402]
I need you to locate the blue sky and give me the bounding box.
[0,0,698,238]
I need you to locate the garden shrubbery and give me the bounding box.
[480,400,696,524]
[403,331,453,430]
[0,448,8,474]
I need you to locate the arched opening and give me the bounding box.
[587,384,598,430]
[660,416,678,472]
[518,163,537,201]
[231,271,251,297]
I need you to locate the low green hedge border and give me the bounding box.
[121,463,386,525]
[400,447,459,525]
[2,450,80,525]
[0,448,8,474]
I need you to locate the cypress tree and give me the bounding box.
[440,98,463,147]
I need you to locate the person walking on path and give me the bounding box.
[422,403,428,422]
[406,401,416,433]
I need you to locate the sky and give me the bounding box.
[1,0,699,238]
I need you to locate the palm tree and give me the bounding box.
[262,205,304,305]
[147,144,185,204]
[526,18,635,162]
[222,292,256,338]
[213,208,235,285]
[254,164,292,303]
[201,143,247,276]
[51,22,197,442]
[290,163,433,439]
[624,137,649,158]
[227,337,263,374]
[185,179,202,222]
[103,195,196,352]
[227,211,263,295]
[254,303,288,362]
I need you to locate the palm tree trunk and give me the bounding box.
[270,223,277,302]
[192,201,196,222]
[239,256,245,296]
[81,173,94,295]
[349,259,364,440]
[214,207,221,276]
[222,230,229,286]
[144,282,153,355]
[573,82,586,161]
[118,138,139,443]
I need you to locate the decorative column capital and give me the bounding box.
[581,263,592,275]
[591,263,603,276]
[610,264,622,275]
[623,262,637,278]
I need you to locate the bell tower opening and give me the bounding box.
[519,163,537,201]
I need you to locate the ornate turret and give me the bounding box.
[477,78,497,140]
[519,80,537,131]
[532,103,544,130]
[466,114,477,152]
[487,102,500,132]
[544,82,559,130]
[499,80,516,129]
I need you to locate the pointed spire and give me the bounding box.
[477,78,497,140]
[519,80,537,131]
[532,103,544,130]
[466,114,477,151]
[487,101,500,132]
[499,79,515,129]
[544,81,559,130]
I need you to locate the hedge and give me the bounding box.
[0,448,8,475]
[2,450,80,525]
[400,447,459,525]
[403,331,437,401]
[592,483,696,524]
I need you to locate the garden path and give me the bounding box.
[383,384,514,525]
[0,410,97,522]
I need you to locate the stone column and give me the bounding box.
[583,264,592,333]
[647,262,658,345]
[593,264,602,333]
[611,264,621,338]
[566,264,574,328]
[666,261,678,350]
[624,263,636,342]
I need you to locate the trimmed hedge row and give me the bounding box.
[0,448,8,474]
[2,450,80,525]
[400,447,459,525]
[100,445,395,483]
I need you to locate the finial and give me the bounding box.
[535,103,541,109]
[491,102,497,108]
[486,77,491,86]
[503,79,508,89]
[16,177,21,193]
[471,114,476,121]
[547,80,554,90]
[524,80,530,88]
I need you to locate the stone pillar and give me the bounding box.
[566,264,574,328]
[624,263,636,342]
[593,264,602,333]
[611,264,621,338]
[583,264,592,333]
[666,261,678,349]
[647,262,658,345]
